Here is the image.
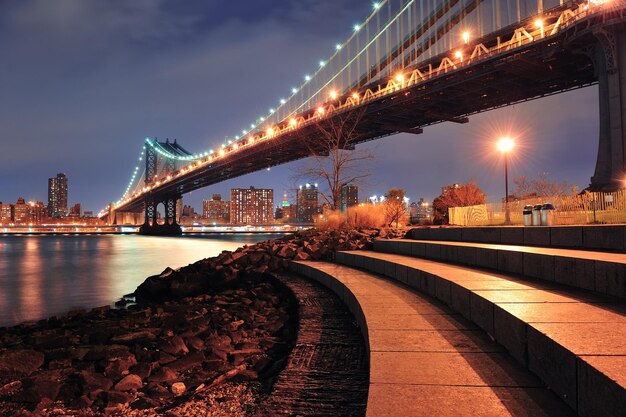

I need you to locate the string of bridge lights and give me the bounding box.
[212,1,387,151]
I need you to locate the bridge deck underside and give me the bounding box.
[116,23,597,213]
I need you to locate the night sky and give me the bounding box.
[0,0,599,213]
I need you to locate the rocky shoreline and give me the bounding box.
[0,228,401,416]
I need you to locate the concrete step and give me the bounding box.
[289,260,575,417]
[407,225,626,252]
[334,251,626,417]
[374,238,626,300]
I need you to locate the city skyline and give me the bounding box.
[0,1,599,213]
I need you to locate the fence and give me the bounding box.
[448,190,626,226]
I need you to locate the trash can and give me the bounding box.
[541,203,555,226]
[532,204,542,226]
[523,205,533,226]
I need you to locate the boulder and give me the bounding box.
[0,350,44,375]
[114,374,143,391]
[160,335,189,356]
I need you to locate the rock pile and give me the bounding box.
[135,228,400,303]
[0,273,297,416]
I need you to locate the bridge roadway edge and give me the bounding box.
[289,260,575,417]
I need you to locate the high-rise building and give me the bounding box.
[48,173,68,218]
[13,197,31,225]
[297,183,318,223]
[230,187,273,225]
[0,202,13,224]
[203,194,230,224]
[340,184,359,212]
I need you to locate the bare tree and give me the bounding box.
[513,172,578,198]
[295,107,373,210]
[384,188,409,228]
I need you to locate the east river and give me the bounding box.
[0,234,279,326]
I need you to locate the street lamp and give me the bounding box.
[497,137,515,225]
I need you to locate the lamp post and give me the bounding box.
[497,137,515,225]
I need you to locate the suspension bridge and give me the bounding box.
[100,0,626,235]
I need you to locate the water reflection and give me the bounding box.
[0,234,277,326]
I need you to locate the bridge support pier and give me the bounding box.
[590,28,626,191]
[139,195,182,235]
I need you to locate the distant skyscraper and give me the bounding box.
[297,183,318,223]
[340,184,359,212]
[48,173,68,218]
[230,187,273,225]
[203,194,230,224]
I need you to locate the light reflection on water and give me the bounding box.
[0,234,278,326]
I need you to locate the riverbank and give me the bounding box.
[0,228,401,415]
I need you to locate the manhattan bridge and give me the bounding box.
[99,0,626,234]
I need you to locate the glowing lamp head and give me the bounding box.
[219,149,225,156]
[335,43,342,50]
[462,31,470,44]
[535,19,543,28]
[291,87,298,94]
[455,51,463,59]
[353,24,361,32]
[267,127,275,136]
[317,106,325,114]
[280,98,286,104]
[497,137,515,153]
[248,136,255,144]
[352,92,359,99]
[395,73,404,82]
[289,118,297,127]
[329,90,338,99]
[305,75,311,81]
[373,2,381,10]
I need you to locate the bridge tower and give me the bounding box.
[588,23,626,191]
[139,139,190,235]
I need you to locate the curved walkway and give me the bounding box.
[291,261,574,417]
[255,273,368,416]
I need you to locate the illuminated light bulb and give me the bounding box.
[462,31,470,44]
[354,24,361,31]
[267,127,275,136]
[269,108,275,113]
[292,87,298,94]
[280,98,286,104]
[305,75,311,81]
[535,19,543,28]
[317,106,325,114]
[497,137,515,153]
[373,2,381,9]
[235,136,240,140]
[335,43,342,50]
[250,124,255,129]
[219,149,225,156]
[289,118,297,127]
[248,137,255,144]
[455,51,463,60]
[352,92,359,99]
[319,60,326,67]
[233,143,239,150]
[395,73,405,82]
[329,90,338,99]
[242,130,248,134]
